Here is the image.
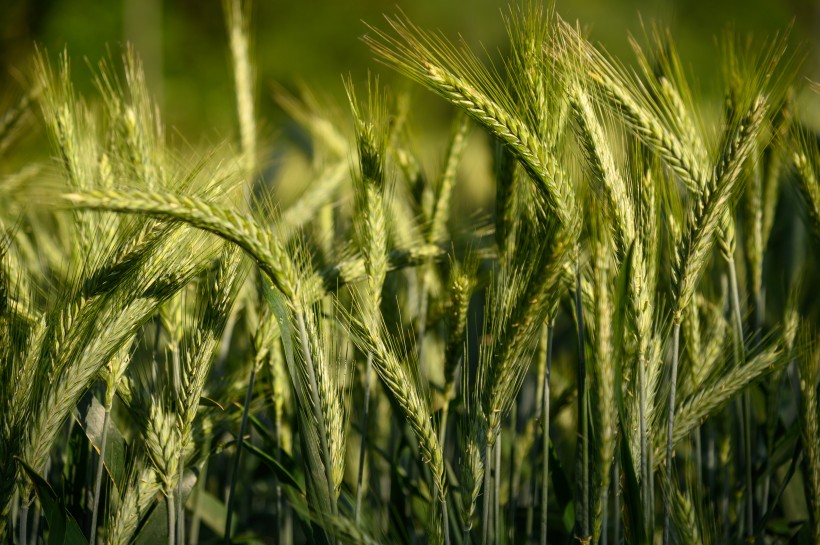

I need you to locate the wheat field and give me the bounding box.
[1,1,819,544]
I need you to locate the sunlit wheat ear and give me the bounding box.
[364,14,580,238]
[65,190,303,306]
[587,237,618,543]
[654,344,785,465]
[672,95,766,321]
[558,20,704,192]
[343,295,448,542]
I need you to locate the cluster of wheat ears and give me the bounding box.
[1,1,820,544]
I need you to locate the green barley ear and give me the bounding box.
[343,294,449,543]
[345,75,389,312]
[443,257,476,395]
[657,343,786,464]
[505,0,567,144]
[587,235,620,543]
[364,13,580,238]
[672,94,766,322]
[559,20,705,192]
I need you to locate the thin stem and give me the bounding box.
[507,402,519,544]
[639,348,650,524]
[442,491,452,545]
[355,353,374,523]
[541,320,554,545]
[574,258,589,541]
[28,497,40,545]
[18,503,28,545]
[694,426,703,494]
[167,492,176,545]
[178,461,185,545]
[727,257,753,539]
[482,441,493,545]
[494,432,501,545]
[663,322,681,545]
[189,440,210,545]
[613,454,620,545]
[89,401,111,545]
[224,363,257,544]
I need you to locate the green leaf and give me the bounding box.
[243,441,304,492]
[200,395,225,411]
[132,469,199,545]
[16,458,89,545]
[76,395,126,493]
[548,439,574,533]
[185,488,228,538]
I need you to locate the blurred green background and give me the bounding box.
[2,0,819,140]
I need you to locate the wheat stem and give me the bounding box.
[541,320,554,545]
[663,322,681,545]
[167,492,176,545]
[224,363,257,544]
[355,353,373,523]
[574,257,590,542]
[88,398,111,545]
[18,504,27,545]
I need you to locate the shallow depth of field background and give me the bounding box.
[2,0,819,142]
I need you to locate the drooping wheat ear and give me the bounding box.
[572,87,635,239]
[798,336,820,543]
[655,345,783,466]
[65,190,302,305]
[672,95,766,322]
[558,21,705,193]
[345,311,447,512]
[365,15,580,238]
